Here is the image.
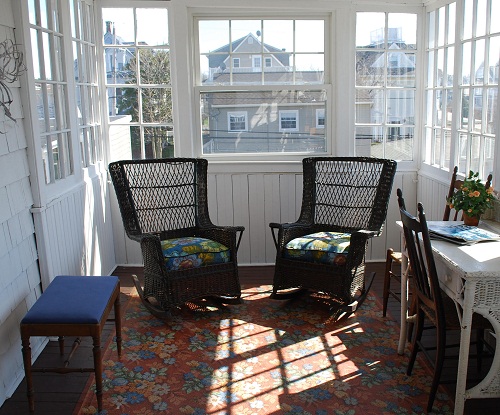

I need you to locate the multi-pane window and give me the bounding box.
[29,0,73,183]
[25,0,102,187]
[279,110,298,131]
[102,7,173,159]
[228,112,248,132]
[456,0,498,178]
[425,3,456,170]
[355,12,418,160]
[197,18,328,155]
[70,0,102,167]
[425,0,499,180]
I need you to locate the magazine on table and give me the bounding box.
[427,223,500,245]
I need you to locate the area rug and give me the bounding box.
[74,285,454,415]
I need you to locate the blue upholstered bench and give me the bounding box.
[20,275,122,413]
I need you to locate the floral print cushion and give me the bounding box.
[284,231,350,266]
[161,237,230,271]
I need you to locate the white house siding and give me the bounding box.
[0,4,41,404]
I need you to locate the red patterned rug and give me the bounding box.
[74,285,454,415]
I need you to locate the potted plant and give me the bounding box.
[447,170,494,226]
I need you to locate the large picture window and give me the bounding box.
[355,12,418,160]
[196,17,328,155]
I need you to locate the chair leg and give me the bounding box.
[427,321,447,413]
[407,307,424,376]
[92,335,103,413]
[382,249,394,317]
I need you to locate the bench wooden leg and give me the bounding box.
[21,336,35,413]
[92,335,103,412]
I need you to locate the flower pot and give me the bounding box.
[463,213,480,226]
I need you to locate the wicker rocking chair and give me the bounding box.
[109,158,245,317]
[269,157,397,320]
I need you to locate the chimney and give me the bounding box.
[106,21,112,33]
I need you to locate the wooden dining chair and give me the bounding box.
[382,166,493,317]
[397,189,491,413]
[443,166,493,221]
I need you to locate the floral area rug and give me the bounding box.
[75,285,454,415]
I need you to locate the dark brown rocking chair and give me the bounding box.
[109,158,245,317]
[269,157,397,321]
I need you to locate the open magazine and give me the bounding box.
[427,223,500,245]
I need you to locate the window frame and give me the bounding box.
[353,9,420,162]
[193,13,332,161]
[279,109,299,132]
[99,2,174,160]
[227,111,248,132]
[15,0,104,206]
[423,0,499,182]
[316,108,325,128]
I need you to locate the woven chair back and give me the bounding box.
[298,157,397,233]
[109,158,210,237]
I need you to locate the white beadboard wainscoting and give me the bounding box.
[109,166,420,266]
[31,167,117,290]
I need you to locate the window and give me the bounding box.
[279,110,299,131]
[102,6,173,159]
[425,3,456,171]
[316,108,325,128]
[228,112,248,132]
[29,0,73,183]
[355,12,418,160]
[197,18,328,155]
[72,0,103,168]
[425,0,498,180]
[233,58,240,68]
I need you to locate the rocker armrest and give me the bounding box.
[269,222,316,250]
[198,225,245,251]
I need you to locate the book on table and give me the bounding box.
[427,223,500,245]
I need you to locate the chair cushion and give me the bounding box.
[161,237,230,271]
[21,276,119,324]
[283,232,350,266]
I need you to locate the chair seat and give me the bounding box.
[21,276,120,324]
[161,237,230,271]
[283,232,350,266]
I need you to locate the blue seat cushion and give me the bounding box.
[283,231,350,266]
[21,276,119,324]
[161,237,230,271]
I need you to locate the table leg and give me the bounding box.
[453,280,475,415]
